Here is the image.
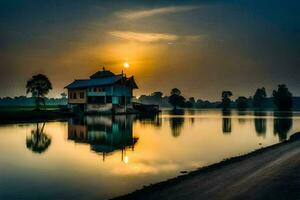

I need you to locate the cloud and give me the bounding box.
[109,31,178,42]
[109,31,206,44]
[118,5,200,20]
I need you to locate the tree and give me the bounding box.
[169,88,186,110]
[272,84,293,111]
[185,101,193,108]
[26,74,52,110]
[61,92,67,99]
[221,91,233,110]
[236,96,248,110]
[185,97,195,108]
[253,88,267,109]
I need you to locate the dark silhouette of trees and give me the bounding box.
[253,88,267,109]
[185,97,196,108]
[169,88,186,110]
[26,123,51,153]
[272,84,293,111]
[236,96,248,110]
[186,97,195,108]
[61,92,67,99]
[185,101,193,108]
[26,74,52,110]
[221,91,233,110]
[138,91,170,107]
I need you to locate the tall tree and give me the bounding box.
[253,87,267,109]
[272,84,293,111]
[169,88,186,110]
[26,74,52,110]
[221,91,233,110]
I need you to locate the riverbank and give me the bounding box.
[0,110,73,124]
[113,132,300,200]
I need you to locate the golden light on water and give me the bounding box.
[124,156,129,164]
[123,62,130,68]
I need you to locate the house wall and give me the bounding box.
[86,85,133,97]
[68,89,87,104]
[86,103,113,113]
[112,85,132,97]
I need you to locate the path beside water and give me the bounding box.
[114,133,300,200]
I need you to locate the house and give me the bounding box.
[65,68,138,113]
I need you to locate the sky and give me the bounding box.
[0,0,299,100]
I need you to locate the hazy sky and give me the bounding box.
[0,0,299,100]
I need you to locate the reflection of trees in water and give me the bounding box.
[26,122,51,154]
[222,110,232,134]
[169,109,185,137]
[274,112,293,142]
[170,117,185,137]
[187,109,195,125]
[237,110,247,124]
[136,114,162,128]
[254,111,267,137]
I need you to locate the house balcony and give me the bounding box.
[87,91,106,96]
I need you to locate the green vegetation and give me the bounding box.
[236,96,249,110]
[0,105,60,112]
[253,87,267,109]
[169,88,186,110]
[26,74,53,110]
[221,91,233,110]
[273,84,293,111]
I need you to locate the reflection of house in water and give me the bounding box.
[68,115,138,161]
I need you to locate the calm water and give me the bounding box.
[0,110,299,199]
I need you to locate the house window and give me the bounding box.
[69,92,73,99]
[93,87,105,92]
[73,92,77,99]
[80,92,85,99]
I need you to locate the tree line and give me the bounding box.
[137,85,294,111]
[0,73,295,112]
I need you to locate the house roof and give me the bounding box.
[90,70,116,79]
[65,75,123,89]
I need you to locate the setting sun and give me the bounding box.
[123,62,130,68]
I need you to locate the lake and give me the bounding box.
[0,110,299,199]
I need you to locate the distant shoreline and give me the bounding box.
[0,108,299,124]
[112,132,300,200]
[0,110,73,124]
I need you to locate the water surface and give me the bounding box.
[0,110,299,199]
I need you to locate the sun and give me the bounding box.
[123,62,130,68]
